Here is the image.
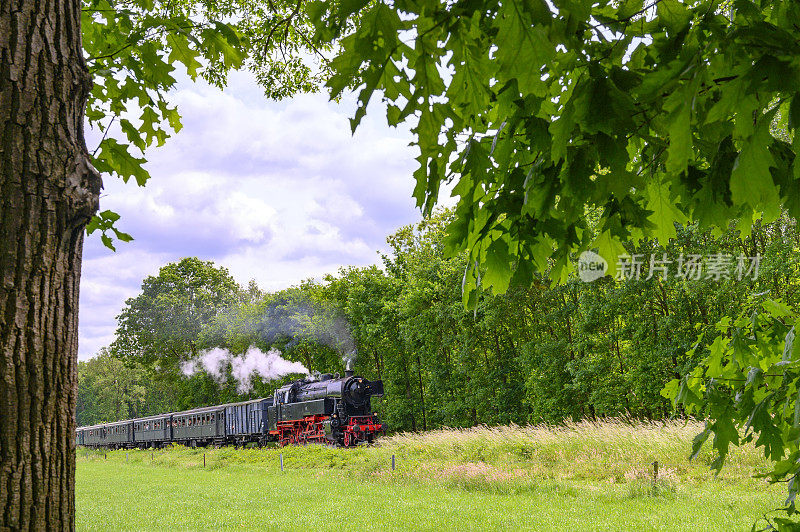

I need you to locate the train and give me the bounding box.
[76,370,384,448]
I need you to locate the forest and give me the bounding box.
[77,210,800,433]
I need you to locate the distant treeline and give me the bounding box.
[77,211,800,432]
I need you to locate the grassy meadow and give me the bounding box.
[77,419,783,531]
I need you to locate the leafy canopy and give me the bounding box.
[308,0,800,306]
[664,294,800,529]
[112,257,240,366]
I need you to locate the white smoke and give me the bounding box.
[181,346,308,393]
[181,348,228,381]
[342,349,356,371]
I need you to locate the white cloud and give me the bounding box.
[78,71,426,359]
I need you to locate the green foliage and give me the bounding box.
[77,348,147,425]
[112,257,240,366]
[668,296,800,526]
[308,0,800,302]
[82,0,331,248]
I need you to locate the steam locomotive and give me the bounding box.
[76,370,384,448]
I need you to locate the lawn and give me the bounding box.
[76,420,785,531]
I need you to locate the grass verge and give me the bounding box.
[77,419,781,531]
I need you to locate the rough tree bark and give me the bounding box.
[1,0,100,529]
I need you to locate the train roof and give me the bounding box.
[130,413,171,423]
[171,397,271,415]
[78,419,131,430]
[77,396,274,429]
[171,404,226,416]
[220,398,272,408]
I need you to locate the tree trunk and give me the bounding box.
[1,1,100,530]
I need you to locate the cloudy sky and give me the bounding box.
[79,71,430,360]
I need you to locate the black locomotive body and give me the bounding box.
[269,370,384,446]
[76,371,383,449]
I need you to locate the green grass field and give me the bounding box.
[76,420,786,531]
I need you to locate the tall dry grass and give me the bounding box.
[380,418,769,484]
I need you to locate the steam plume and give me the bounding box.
[181,347,308,393]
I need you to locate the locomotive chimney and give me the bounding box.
[345,369,354,378]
